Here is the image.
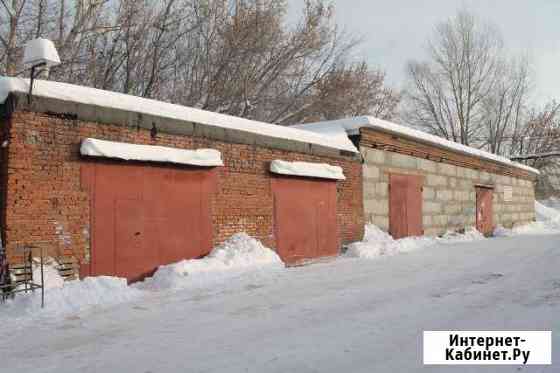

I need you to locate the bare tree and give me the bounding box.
[510,101,560,166]
[404,10,510,147]
[290,61,400,123]
[482,56,531,155]
[0,0,398,124]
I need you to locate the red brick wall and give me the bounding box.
[0,115,9,247]
[3,110,364,268]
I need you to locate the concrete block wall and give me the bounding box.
[362,147,536,236]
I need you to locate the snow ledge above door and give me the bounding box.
[270,160,345,180]
[80,138,223,167]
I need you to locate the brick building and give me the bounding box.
[295,117,539,238]
[0,78,364,282]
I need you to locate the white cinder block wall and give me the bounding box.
[361,147,536,236]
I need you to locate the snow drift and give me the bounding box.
[0,234,282,322]
[345,225,485,259]
[495,200,560,236]
[1,275,141,320]
[29,258,65,290]
[139,233,284,291]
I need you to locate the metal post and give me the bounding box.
[27,66,36,105]
[40,249,44,309]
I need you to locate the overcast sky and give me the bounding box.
[287,0,560,104]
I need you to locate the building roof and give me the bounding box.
[0,77,358,154]
[293,116,540,175]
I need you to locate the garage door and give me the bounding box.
[272,177,339,265]
[81,162,215,283]
[389,174,423,239]
[476,186,494,236]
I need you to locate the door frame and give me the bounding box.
[388,173,424,239]
[475,185,494,236]
[79,160,217,281]
[271,175,339,265]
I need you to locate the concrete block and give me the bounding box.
[466,169,479,180]
[365,149,385,164]
[426,174,447,187]
[436,190,453,201]
[372,215,389,230]
[364,199,376,213]
[444,204,461,214]
[423,215,432,227]
[376,182,388,197]
[423,187,435,200]
[424,202,442,213]
[433,215,449,226]
[438,163,457,176]
[390,152,418,169]
[364,199,388,215]
[419,159,437,173]
[363,165,380,179]
[372,200,389,215]
[454,190,470,201]
[460,179,473,189]
[424,227,442,237]
[479,171,492,183]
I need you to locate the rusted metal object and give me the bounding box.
[476,186,494,236]
[389,174,423,239]
[81,162,216,283]
[272,176,339,265]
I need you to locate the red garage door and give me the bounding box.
[81,162,215,283]
[272,177,339,265]
[389,174,423,239]
[476,186,494,236]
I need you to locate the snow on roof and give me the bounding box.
[80,138,224,167]
[293,116,540,175]
[270,160,345,180]
[0,77,358,154]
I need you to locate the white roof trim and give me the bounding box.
[293,116,540,175]
[270,160,345,180]
[80,138,224,167]
[0,77,358,154]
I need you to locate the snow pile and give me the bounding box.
[270,160,345,180]
[29,259,65,290]
[1,276,142,320]
[345,225,485,259]
[0,234,281,321]
[535,200,560,222]
[345,225,433,259]
[81,138,223,167]
[139,233,284,291]
[439,228,486,243]
[495,201,560,236]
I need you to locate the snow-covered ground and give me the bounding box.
[0,205,559,372]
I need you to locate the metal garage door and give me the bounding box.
[272,177,338,265]
[81,162,215,283]
[476,186,494,236]
[389,174,423,239]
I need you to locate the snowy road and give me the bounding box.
[1,234,559,372]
